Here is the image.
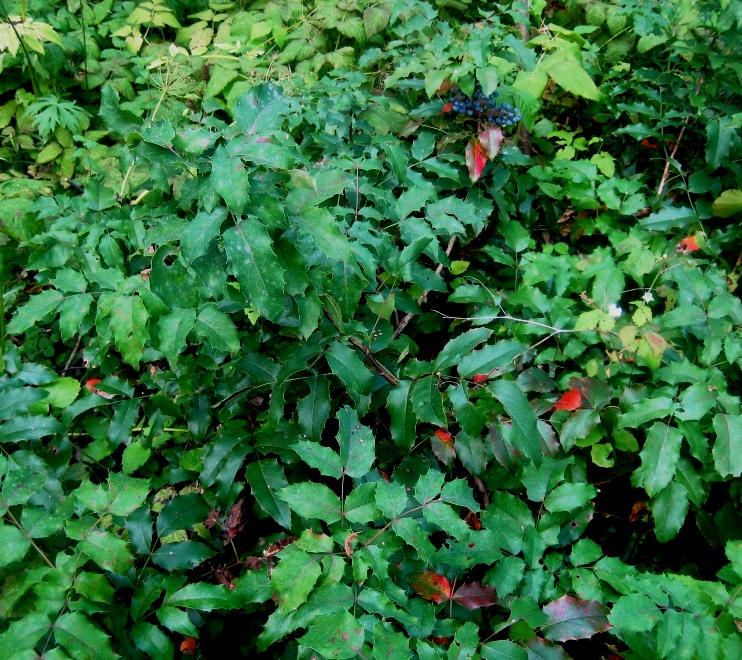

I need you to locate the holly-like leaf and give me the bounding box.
[109,295,149,366]
[639,422,683,497]
[387,380,417,452]
[271,546,322,611]
[409,570,452,603]
[223,217,286,322]
[298,611,365,658]
[54,612,119,660]
[245,459,292,529]
[6,290,63,335]
[279,483,342,524]
[336,405,375,478]
[465,138,488,183]
[541,595,612,641]
[712,413,742,478]
[211,145,249,215]
[452,582,497,609]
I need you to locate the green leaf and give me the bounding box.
[481,640,529,660]
[150,247,201,309]
[433,328,492,372]
[279,483,342,524]
[638,422,683,497]
[337,405,375,478]
[440,479,480,511]
[387,380,416,452]
[295,207,352,261]
[122,440,151,474]
[156,492,211,537]
[326,341,373,398]
[712,413,742,478]
[158,308,196,366]
[0,416,63,443]
[713,189,742,218]
[166,583,239,611]
[364,6,391,38]
[151,541,215,571]
[180,207,228,264]
[489,380,542,466]
[0,524,31,566]
[298,611,364,658]
[297,375,331,441]
[543,482,597,513]
[109,295,149,366]
[393,517,436,563]
[639,206,697,231]
[211,145,249,215]
[125,506,153,555]
[344,482,380,523]
[617,397,676,428]
[194,305,239,353]
[292,440,342,479]
[0,613,50,658]
[543,52,600,100]
[131,622,174,660]
[59,293,94,341]
[458,341,525,379]
[74,474,149,516]
[223,217,285,321]
[42,377,80,408]
[245,459,292,529]
[54,612,120,660]
[234,83,291,137]
[201,435,249,505]
[541,595,611,641]
[415,469,445,505]
[410,376,446,426]
[271,546,322,611]
[108,399,140,447]
[651,481,689,542]
[608,594,662,632]
[375,480,409,519]
[706,117,738,171]
[78,530,135,574]
[6,289,64,334]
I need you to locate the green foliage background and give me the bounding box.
[1,0,742,657]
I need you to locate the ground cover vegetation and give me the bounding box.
[0,0,742,657]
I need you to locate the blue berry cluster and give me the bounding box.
[448,85,522,126]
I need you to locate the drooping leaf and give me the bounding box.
[543,51,600,100]
[326,341,373,399]
[712,413,742,478]
[297,375,331,441]
[465,138,488,182]
[651,480,689,543]
[387,380,417,451]
[541,595,612,641]
[490,380,542,466]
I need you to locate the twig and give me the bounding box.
[62,335,82,373]
[393,236,456,339]
[4,508,54,568]
[656,119,689,197]
[322,308,399,387]
[432,310,574,335]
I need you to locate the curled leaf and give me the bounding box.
[478,125,503,161]
[677,235,699,253]
[465,139,488,183]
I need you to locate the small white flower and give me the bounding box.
[608,303,623,318]
[642,291,654,304]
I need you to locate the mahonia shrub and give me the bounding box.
[1,0,742,658]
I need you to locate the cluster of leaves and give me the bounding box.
[1,0,742,658]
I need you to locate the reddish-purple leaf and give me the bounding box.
[409,571,452,603]
[465,139,488,182]
[478,126,503,161]
[542,595,612,642]
[452,582,496,609]
[552,388,582,412]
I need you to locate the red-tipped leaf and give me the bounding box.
[478,125,503,161]
[409,571,452,603]
[465,139,488,182]
[553,388,582,412]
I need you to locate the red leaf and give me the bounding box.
[677,235,699,253]
[472,373,489,384]
[452,582,497,609]
[465,139,488,183]
[434,429,453,444]
[553,388,582,412]
[221,499,246,545]
[180,637,197,654]
[464,510,482,530]
[84,378,116,400]
[478,125,503,161]
[641,139,659,150]
[542,595,612,642]
[442,102,454,113]
[410,571,452,603]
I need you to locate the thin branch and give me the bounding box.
[393,236,456,339]
[323,308,399,387]
[5,508,54,568]
[62,335,82,373]
[432,310,575,335]
[656,118,689,197]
